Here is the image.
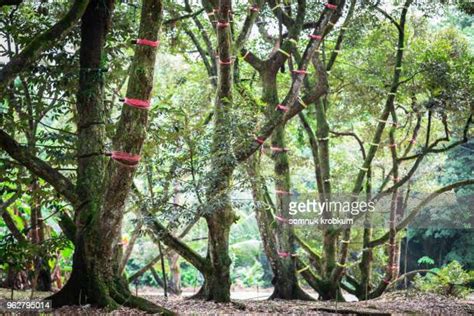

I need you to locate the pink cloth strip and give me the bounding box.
[308,34,323,40]
[275,215,288,222]
[136,39,160,47]
[387,143,397,148]
[255,136,265,145]
[124,97,151,110]
[409,139,417,144]
[250,5,259,12]
[275,104,289,112]
[271,146,289,152]
[292,69,308,75]
[111,151,141,165]
[325,3,337,10]
[219,59,232,65]
[275,190,292,195]
[278,251,290,258]
[217,21,230,28]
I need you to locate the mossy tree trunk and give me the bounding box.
[48,0,114,307]
[259,74,313,300]
[201,0,237,303]
[240,0,344,300]
[48,0,172,313]
[315,97,344,301]
[325,0,412,301]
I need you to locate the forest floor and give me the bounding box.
[0,288,473,315]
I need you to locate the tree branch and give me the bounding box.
[0,190,20,216]
[234,0,264,52]
[144,209,210,274]
[374,5,401,33]
[368,179,474,248]
[234,1,345,163]
[0,0,90,91]
[164,8,205,26]
[326,0,356,71]
[0,129,79,205]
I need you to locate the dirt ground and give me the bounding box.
[1,288,473,315]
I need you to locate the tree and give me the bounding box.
[1,0,172,312]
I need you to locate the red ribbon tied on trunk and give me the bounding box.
[110,151,141,167]
[275,104,289,112]
[254,136,265,145]
[219,59,232,65]
[217,21,230,28]
[275,190,292,195]
[292,69,308,75]
[271,146,289,152]
[135,39,160,47]
[308,34,323,40]
[250,5,259,12]
[123,97,151,110]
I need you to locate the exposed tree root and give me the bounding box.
[269,284,315,301]
[112,290,174,315]
[48,276,174,315]
[111,278,175,315]
[186,285,207,300]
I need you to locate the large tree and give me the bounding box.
[0,0,171,312]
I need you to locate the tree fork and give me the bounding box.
[49,0,172,313]
[201,0,236,303]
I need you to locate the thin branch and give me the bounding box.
[0,0,90,91]
[374,6,401,33]
[326,0,356,71]
[386,269,439,290]
[368,179,474,248]
[0,129,79,205]
[163,8,205,25]
[329,130,366,160]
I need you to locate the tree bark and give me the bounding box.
[247,154,312,300]
[200,0,236,303]
[268,78,312,300]
[47,0,172,313]
[167,251,182,295]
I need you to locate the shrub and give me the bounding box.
[413,260,473,298]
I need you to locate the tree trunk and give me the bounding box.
[270,125,313,300]
[249,67,313,300]
[48,0,172,313]
[31,178,52,291]
[167,251,182,295]
[200,0,235,303]
[49,0,113,307]
[203,198,235,302]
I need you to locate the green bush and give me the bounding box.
[413,260,473,298]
